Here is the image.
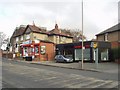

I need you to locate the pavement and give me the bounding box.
[31,61,119,73]
[10,58,119,74]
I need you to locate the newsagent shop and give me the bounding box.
[56,41,111,62]
[21,40,55,61]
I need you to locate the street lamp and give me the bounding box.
[81,0,84,69]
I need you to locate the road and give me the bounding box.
[2,58,119,89]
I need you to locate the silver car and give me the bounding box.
[55,55,73,63]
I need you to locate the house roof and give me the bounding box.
[12,24,73,39]
[48,24,73,38]
[25,25,47,34]
[12,24,47,38]
[12,26,26,37]
[96,23,120,36]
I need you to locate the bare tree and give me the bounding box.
[60,29,86,42]
[0,32,8,49]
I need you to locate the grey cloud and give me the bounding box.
[0,0,118,40]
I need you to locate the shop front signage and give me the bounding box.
[91,42,98,49]
[74,45,90,49]
[93,43,97,48]
[41,46,46,55]
[22,40,32,45]
[34,39,40,44]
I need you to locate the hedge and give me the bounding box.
[111,47,120,60]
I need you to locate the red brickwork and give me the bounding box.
[40,42,55,61]
[111,41,120,48]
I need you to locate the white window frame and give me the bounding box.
[21,36,23,41]
[16,37,19,42]
[105,33,108,41]
[26,34,30,40]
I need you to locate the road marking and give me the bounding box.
[49,76,87,87]
[85,80,112,88]
[38,76,57,81]
[67,79,102,88]
[100,81,118,88]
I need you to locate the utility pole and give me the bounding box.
[81,0,84,69]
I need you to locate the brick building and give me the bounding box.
[96,23,120,48]
[10,23,73,61]
[56,41,111,62]
[48,24,73,44]
[96,23,120,62]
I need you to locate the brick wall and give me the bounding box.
[97,34,105,41]
[108,32,119,42]
[40,42,55,61]
[97,31,119,42]
[111,41,120,48]
[2,52,13,59]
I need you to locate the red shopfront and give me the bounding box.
[21,40,55,61]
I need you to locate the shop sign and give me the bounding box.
[34,39,40,43]
[91,42,98,48]
[93,43,97,48]
[41,46,46,55]
[74,46,82,49]
[22,40,32,45]
[74,45,90,49]
[93,43,98,49]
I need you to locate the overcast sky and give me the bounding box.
[0,0,119,40]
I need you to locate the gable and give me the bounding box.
[25,27,31,34]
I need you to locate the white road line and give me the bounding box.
[83,80,110,88]
[68,79,101,88]
[50,76,89,87]
[102,81,118,88]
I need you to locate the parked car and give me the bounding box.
[55,55,73,63]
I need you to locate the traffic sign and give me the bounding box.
[93,43,97,49]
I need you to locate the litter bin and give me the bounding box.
[25,56,32,61]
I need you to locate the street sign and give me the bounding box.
[93,42,98,49]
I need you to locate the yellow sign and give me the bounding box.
[17,52,20,57]
[93,43,97,48]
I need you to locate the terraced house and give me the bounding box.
[9,24,73,61]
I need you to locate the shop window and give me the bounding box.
[101,49,108,61]
[104,33,108,41]
[64,50,72,55]
[75,48,90,61]
[31,48,34,53]
[41,46,46,55]
[23,47,28,56]
[35,46,39,54]
[84,49,90,60]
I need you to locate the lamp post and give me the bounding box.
[81,0,84,69]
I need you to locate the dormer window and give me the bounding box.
[105,33,108,41]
